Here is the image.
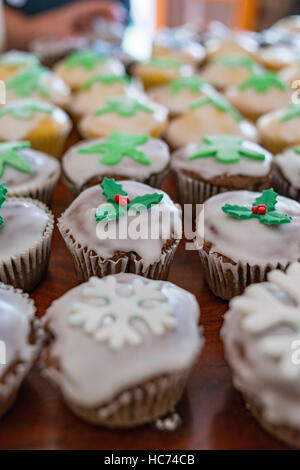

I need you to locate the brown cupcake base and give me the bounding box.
[272,166,300,202]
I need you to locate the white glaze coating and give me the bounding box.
[44,273,202,407]
[59,181,182,269]
[279,61,300,85]
[222,263,300,429]
[171,139,272,179]
[0,50,39,67]
[62,137,170,187]
[256,45,299,69]
[199,190,300,265]
[258,107,300,147]
[276,147,300,190]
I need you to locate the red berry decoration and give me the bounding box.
[257,204,267,215]
[114,194,130,206]
[252,205,258,213]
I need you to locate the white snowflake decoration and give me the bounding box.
[68,276,176,351]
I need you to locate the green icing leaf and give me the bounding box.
[238,72,287,93]
[0,183,7,227]
[0,141,32,177]
[64,50,107,69]
[254,188,278,211]
[81,74,131,91]
[0,100,53,120]
[128,193,163,212]
[146,57,182,69]
[189,96,242,122]
[280,104,300,122]
[190,135,265,164]
[170,76,205,95]
[222,204,253,219]
[79,132,151,166]
[101,177,127,203]
[294,146,300,155]
[259,211,292,225]
[94,97,154,118]
[212,55,256,70]
[6,66,50,98]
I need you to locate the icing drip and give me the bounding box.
[276,147,300,190]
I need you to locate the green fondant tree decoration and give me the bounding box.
[94,97,154,117]
[189,96,242,122]
[238,72,287,93]
[95,178,163,223]
[0,183,7,227]
[170,76,205,95]
[212,55,256,71]
[64,50,107,69]
[0,142,32,177]
[81,74,130,91]
[79,132,151,166]
[6,66,50,98]
[0,100,53,120]
[189,135,265,164]
[280,104,300,122]
[147,57,182,68]
[222,188,292,225]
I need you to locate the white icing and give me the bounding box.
[279,61,300,85]
[0,50,39,67]
[258,107,300,147]
[0,200,49,261]
[44,273,202,407]
[256,45,299,69]
[222,263,300,428]
[199,190,300,265]
[171,140,272,179]
[275,147,300,190]
[62,137,170,187]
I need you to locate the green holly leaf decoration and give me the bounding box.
[280,104,300,122]
[94,97,154,118]
[0,141,32,177]
[81,74,131,91]
[189,135,265,164]
[64,50,107,70]
[222,188,292,225]
[294,146,300,155]
[0,183,7,227]
[0,100,53,120]
[128,193,163,212]
[212,55,256,71]
[146,57,182,69]
[238,72,287,93]
[101,177,128,203]
[78,132,151,166]
[170,76,205,95]
[6,66,50,98]
[189,96,242,122]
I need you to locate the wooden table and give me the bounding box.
[0,136,289,450]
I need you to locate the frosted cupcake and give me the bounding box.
[148,76,217,117]
[42,273,202,427]
[62,132,170,196]
[58,178,181,282]
[226,72,290,122]
[172,135,272,204]
[0,283,42,418]
[272,15,300,34]
[273,146,300,202]
[165,95,257,149]
[221,263,300,447]
[279,60,300,85]
[0,99,72,158]
[0,184,54,291]
[196,188,300,300]
[152,38,206,66]
[257,103,300,154]
[132,56,194,90]
[54,49,124,90]
[205,37,257,60]
[79,96,168,140]
[256,44,300,71]
[0,50,39,81]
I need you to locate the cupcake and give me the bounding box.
[0,141,60,205]
[196,188,300,300]
[79,96,168,140]
[4,65,71,109]
[58,178,182,282]
[256,44,300,71]
[200,54,262,91]
[0,283,42,418]
[257,103,300,154]
[62,132,170,196]
[172,135,272,204]
[221,262,300,447]
[69,73,140,121]
[0,50,39,81]
[205,37,257,60]
[165,95,257,150]
[272,15,300,34]
[278,60,300,86]
[226,72,290,122]
[0,99,72,158]
[0,183,54,291]
[273,146,300,202]
[54,49,124,91]
[132,56,194,90]
[152,38,206,66]
[148,76,217,117]
[42,273,202,427]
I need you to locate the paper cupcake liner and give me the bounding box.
[197,243,290,300]
[0,197,54,292]
[272,166,300,203]
[63,370,190,428]
[29,129,70,159]
[0,284,43,418]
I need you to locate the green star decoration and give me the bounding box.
[0,183,7,227]
[212,55,256,71]
[170,76,205,95]
[189,135,265,164]
[222,189,292,225]
[64,50,107,70]
[0,100,53,120]
[280,104,300,122]
[94,97,154,118]
[81,74,131,91]
[6,66,50,98]
[79,132,151,166]
[238,72,287,93]
[95,178,163,223]
[189,96,242,122]
[0,142,32,177]
[146,57,182,69]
